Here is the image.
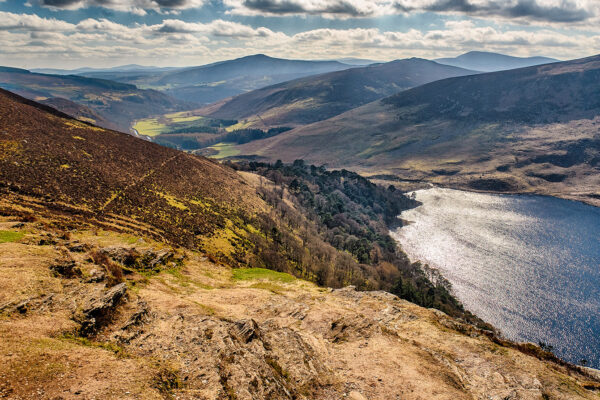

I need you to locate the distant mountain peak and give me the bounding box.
[435,51,559,72]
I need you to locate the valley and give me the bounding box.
[1,27,600,397]
[233,54,600,206]
[5,86,599,398]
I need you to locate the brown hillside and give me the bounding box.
[237,55,600,206]
[0,88,263,253]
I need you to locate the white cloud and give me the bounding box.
[0,10,75,31]
[0,10,598,68]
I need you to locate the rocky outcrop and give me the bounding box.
[99,246,184,273]
[78,282,127,336]
[1,225,599,399]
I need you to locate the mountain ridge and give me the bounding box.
[197,58,477,129]
[236,54,600,206]
[435,51,559,72]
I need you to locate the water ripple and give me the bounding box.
[392,187,600,368]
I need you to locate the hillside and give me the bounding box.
[0,68,189,132]
[86,54,353,105]
[39,97,119,131]
[198,58,476,129]
[436,51,559,72]
[32,64,179,75]
[1,89,599,399]
[0,88,471,316]
[237,54,600,206]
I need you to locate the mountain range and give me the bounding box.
[198,58,476,129]
[79,54,354,105]
[236,54,600,206]
[31,64,179,75]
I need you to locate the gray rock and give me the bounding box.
[79,283,127,336]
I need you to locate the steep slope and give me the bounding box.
[0,67,190,132]
[238,54,600,206]
[199,58,476,129]
[0,87,268,252]
[436,51,558,72]
[39,97,119,131]
[0,88,465,316]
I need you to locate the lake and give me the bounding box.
[391,187,600,368]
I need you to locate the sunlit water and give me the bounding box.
[391,187,600,368]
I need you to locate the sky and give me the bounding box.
[0,0,599,69]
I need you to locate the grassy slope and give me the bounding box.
[238,55,600,206]
[0,214,598,399]
[199,58,477,129]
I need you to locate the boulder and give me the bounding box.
[79,282,127,336]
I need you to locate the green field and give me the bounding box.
[204,142,240,159]
[133,112,236,138]
[132,118,168,137]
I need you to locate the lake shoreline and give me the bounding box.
[373,176,600,209]
[391,187,600,369]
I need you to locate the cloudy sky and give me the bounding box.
[0,0,599,68]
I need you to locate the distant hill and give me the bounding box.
[84,54,354,105]
[238,54,600,206]
[0,68,190,131]
[435,51,558,72]
[31,64,179,75]
[199,58,477,129]
[335,57,381,65]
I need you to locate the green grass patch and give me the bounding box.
[171,115,204,123]
[0,230,25,243]
[232,268,295,283]
[205,142,240,159]
[133,118,168,137]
